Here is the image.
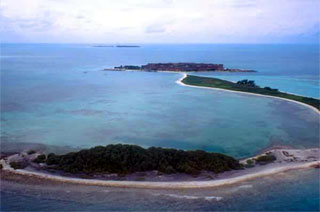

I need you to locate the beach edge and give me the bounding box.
[1,149,319,189]
[176,73,320,114]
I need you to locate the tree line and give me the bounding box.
[35,144,241,175]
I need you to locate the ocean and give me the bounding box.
[1,169,319,211]
[1,43,319,211]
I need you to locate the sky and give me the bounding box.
[0,0,319,44]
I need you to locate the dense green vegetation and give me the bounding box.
[115,65,141,70]
[9,161,27,169]
[37,144,241,175]
[182,75,320,110]
[236,79,257,87]
[27,150,36,155]
[33,154,46,163]
[255,155,277,165]
[244,159,255,168]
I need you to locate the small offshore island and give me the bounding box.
[106,63,256,72]
[93,45,140,48]
[1,144,319,189]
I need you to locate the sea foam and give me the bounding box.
[158,193,223,201]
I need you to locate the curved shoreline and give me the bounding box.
[1,148,319,189]
[189,73,318,99]
[1,74,319,189]
[176,73,320,114]
[1,160,319,189]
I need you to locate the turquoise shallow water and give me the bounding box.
[1,44,319,211]
[1,44,319,158]
[1,69,319,158]
[193,72,320,98]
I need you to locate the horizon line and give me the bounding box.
[1,42,319,45]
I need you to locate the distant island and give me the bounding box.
[92,45,114,47]
[105,63,256,72]
[93,45,140,48]
[180,75,320,111]
[116,45,140,48]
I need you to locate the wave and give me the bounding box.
[204,196,223,201]
[231,184,253,192]
[2,160,319,189]
[154,193,223,201]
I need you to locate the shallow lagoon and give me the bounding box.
[1,70,319,158]
[1,44,319,158]
[1,43,319,211]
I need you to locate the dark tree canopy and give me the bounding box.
[236,79,256,87]
[40,144,241,175]
[182,75,320,110]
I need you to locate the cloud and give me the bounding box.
[145,25,167,34]
[231,0,257,8]
[0,0,319,43]
[145,18,174,34]
[76,15,85,19]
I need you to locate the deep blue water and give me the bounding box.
[1,43,319,211]
[1,169,319,211]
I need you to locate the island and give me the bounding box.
[92,45,140,48]
[5,144,241,176]
[180,75,320,111]
[105,63,256,72]
[116,45,140,48]
[92,45,114,47]
[1,144,319,189]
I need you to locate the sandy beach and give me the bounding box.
[176,73,320,114]
[1,148,319,189]
[1,73,319,190]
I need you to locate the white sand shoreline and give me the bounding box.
[105,69,319,104]
[1,148,319,189]
[1,160,319,189]
[1,73,319,189]
[188,73,318,99]
[176,73,320,114]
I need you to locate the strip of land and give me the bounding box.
[178,74,320,112]
[105,63,256,73]
[1,146,319,189]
